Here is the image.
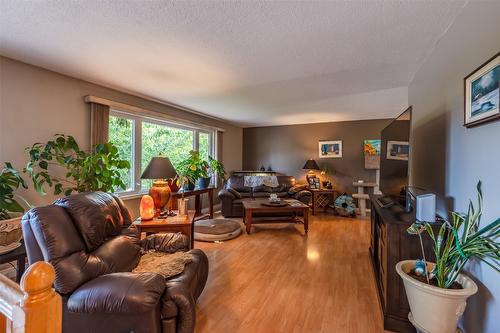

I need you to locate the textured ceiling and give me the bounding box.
[0,0,466,127]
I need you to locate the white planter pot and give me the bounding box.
[396,260,478,333]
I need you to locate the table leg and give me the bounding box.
[16,257,26,283]
[303,209,309,235]
[190,223,194,249]
[312,192,317,216]
[208,189,214,218]
[195,194,202,215]
[245,209,252,234]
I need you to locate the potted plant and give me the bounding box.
[24,134,130,196]
[209,156,226,185]
[0,162,30,246]
[396,182,499,333]
[175,151,211,190]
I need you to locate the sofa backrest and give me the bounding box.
[21,192,141,294]
[225,175,295,193]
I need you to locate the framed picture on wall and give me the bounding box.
[464,52,500,128]
[318,140,342,158]
[386,140,409,161]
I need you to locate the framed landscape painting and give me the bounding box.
[319,140,342,158]
[387,140,409,161]
[464,52,500,128]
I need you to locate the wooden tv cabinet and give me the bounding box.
[369,194,440,333]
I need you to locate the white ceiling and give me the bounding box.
[0,0,466,127]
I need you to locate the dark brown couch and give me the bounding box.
[21,192,208,333]
[218,175,311,217]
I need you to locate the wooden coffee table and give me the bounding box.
[242,199,309,235]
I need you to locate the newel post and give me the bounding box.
[20,262,61,333]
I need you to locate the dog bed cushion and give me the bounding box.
[194,219,242,242]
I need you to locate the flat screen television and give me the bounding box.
[379,106,412,206]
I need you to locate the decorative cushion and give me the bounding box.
[288,184,308,195]
[253,185,273,193]
[272,184,288,193]
[194,219,242,242]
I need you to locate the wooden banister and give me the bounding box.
[0,262,61,333]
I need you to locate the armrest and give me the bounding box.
[161,249,209,331]
[68,272,165,314]
[293,190,311,202]
[141,232,189,253]
[218,188,237,200]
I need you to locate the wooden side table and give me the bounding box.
[133,211,196,248]
[308,188,337,215]
[0,242,27,282]
[171,187,215,220]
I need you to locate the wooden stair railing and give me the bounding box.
[0,262,61,333]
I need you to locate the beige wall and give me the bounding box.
[408,2,500,332]
[243,119,391,194]
[0,56,242,215]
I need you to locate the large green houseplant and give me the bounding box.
[0,162,29,221]
[0,162,30,246]
[25,134,131,196]
[396,182,499,333]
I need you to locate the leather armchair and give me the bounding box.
[21,192,208,333]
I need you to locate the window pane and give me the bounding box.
[108,115,134,191]
[199,132,210,161]
[141,122,194,188]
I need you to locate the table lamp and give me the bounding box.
[302,159,320,183]
[141,155,177,217]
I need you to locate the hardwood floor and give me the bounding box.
[194,214,390,333]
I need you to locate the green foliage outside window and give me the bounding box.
[109,116,134,190]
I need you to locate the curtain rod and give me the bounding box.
[84,95,226,132]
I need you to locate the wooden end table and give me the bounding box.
[308,188,337,215]
[242,199,309,235]
[0,242,27,282]
[171,187,215,220]
[133,211,196,248]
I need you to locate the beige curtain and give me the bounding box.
[217,130,223,162]
[90,102,110,146]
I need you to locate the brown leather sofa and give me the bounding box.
[21,192,208,333]
[218,175,311,217]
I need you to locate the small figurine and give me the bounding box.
[414,259,426,276]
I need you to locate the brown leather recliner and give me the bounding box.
[21,191,209,333]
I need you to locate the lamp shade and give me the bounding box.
[302,159,320,170]
[141,156,177,179]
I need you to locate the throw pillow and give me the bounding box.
[288,184,308,195]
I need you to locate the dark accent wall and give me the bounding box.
[243,119,391,194]
[408,3,500,332]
